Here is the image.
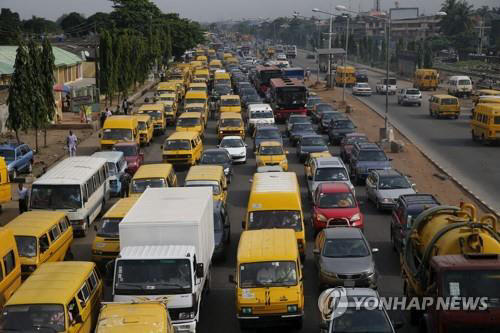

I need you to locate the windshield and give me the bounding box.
[0,304,66,332]
[315,168,349,182]
[345,136,368,145]
[259,146,284,155]
[221,119,242,127]
[358,150,387,161]
[97,218,120,238]
[276,87,307,106]
[256,129,281,139]
[30,185,82,210]
[221,99,240,106]
[301,137,325,146]
[220,138,244,148]
[383,78,397,85]
[458,79,471,85]
[241,88,258,96]
[177,118,200,127]
[292,123,314,132]
[442,270,500,299]
[239,261,297,288]
[186,98,206,104]
[131,178,166,193]
[378,175,411,189]
[201,152,230,164]
[164,140,190,150]
[317,104,334,112]
[189,87,206,92]
[185,181,221,195]
[332,120,355,129]
[214,85,231,94]
[331,307,392,333]
[185,107,204,113]
[406,89,420,95]
[115,259,192,294]
[290,116,308,123]
[318,192,356,208]
[260,70,282,84]
[0,149,15,160]
[138,122,147,130]
[441,98,458,105]
[114,145,137,157]
[106,162,118,176]
[251,111,273,119]
[323,238,369,258]
[142,110,162,120]
[357,83,369,88]
[14,236,37,258]
[248,210,302,231]
[102,128,133,141]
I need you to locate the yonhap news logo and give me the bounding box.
[318,287,490,320]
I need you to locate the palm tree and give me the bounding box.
[439,0,474,36]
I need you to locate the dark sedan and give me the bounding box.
[328,119,357,145]
[305,96,323,115]
[312,103,336,123]
[339,133,368,163]
[289,122,316,146]
[319,111,348,133]
[296,134,329,162]
[199,148,233,183]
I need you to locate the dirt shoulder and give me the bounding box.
[309,81,493,219]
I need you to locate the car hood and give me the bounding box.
[300,145,329,153]
[222,147,246,156]
[321,255,374,275]
[312,180,354,194]
[330,128,356,135]
[316,206,360,220]
[377,188,416,200]
[355,160,391,169]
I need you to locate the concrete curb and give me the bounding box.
[351,94,499,218]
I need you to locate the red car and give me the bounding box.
[339,132,368,163]
[311,182,363,233]
[113,142,144,175]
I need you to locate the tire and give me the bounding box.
[471,131,478,142]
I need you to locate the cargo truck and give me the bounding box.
[113,187,215,333]
[401,203,500,332]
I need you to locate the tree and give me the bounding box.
[423,42,433,68]
[23,16,60,34]
[115,33,132,101]
[99,30,116,105]
[41,38,56,147]
[27,39,45,152]
[439,0,474,36]
[0,8,21,45]
[59,12,87,35]
[6,41,32,143]
[110,0,162,33]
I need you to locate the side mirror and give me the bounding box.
[372,248,379,253]
[228,274,236,284]
[196,263,204,278]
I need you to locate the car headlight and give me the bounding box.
[321,269,337,278]
[239,151,246,156]
[316,213,327,222]
[241,307,252,315]
[350,213,360,222]
[178,311,196,320]
[287,304,298,313]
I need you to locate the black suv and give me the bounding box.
[349,142,391,184]
[390,194,440,253]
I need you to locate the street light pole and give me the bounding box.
[384,19,390,132]
[342,16,350,104]
[328,13,333,87]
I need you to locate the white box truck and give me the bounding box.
[113,187,214,333]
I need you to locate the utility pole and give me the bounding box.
[342,15,350,103]
[94,22,100,101]
[384,19,390,133]
[327,14,333,87]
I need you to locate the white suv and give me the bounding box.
[247,104,275,132]
[397,88,422,106]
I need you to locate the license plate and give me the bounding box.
[344,280,355,287]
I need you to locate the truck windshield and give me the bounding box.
[185,180,221,195]
[102,128,133,141]
[276,87,307,106]
[0,304,65,332]
[331,307,392,332]
[107,162,118,176]
[143,110,162,120]
[115,259,192,294]
[221,99,240,106]
[131,178,166,193]
[164,140,191,150]
[30,184,82,210]
[97,218,120,238]
[221,119,242,127]
[442,270,500,299]
[248,210,302,231]
[239,261,297,288]
[14,236,37,258]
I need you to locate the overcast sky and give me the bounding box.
[0,0,497,22]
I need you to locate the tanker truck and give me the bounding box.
[401,203,500,332]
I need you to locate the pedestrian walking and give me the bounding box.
[105,107,112,118]
[120,172,131,198]
[122,98,129,115]
[17,183,28,214]
[67,130,78,157]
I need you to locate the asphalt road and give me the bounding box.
[63,87,419,332]
[294,50,500,215]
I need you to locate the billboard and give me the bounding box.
[389,7,419,20]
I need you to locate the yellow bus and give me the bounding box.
[471,103,500,144]
[162,131,203,166]
[185,165,228,205]
[0,228,21,308]
[129,163,177,197]
[135,114,153,145]
[100,116,140,150]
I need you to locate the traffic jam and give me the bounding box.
[0,37,499,333]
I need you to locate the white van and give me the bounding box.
[30,157,111,236]
[92,151,127,197]
[247,103,275,132]
[448,75,473,97]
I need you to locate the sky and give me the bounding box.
[0,0,497,22]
